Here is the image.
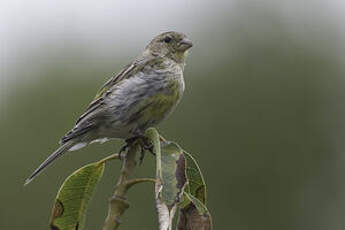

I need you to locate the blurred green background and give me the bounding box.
[2,0,345,229]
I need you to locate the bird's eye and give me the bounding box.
[163,36,172,43]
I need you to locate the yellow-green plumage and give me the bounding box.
[136,79,183,125]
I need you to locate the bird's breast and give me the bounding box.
[127,76,184,124]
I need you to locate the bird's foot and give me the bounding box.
[119,136,137,158]
[120,135,154,164]
[139,136,155,164]
[138,135,155,165]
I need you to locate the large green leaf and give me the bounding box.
[50,161,105,230]
[145,128,187,230]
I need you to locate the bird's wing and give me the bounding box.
[60,55,156,144]
[74,62,137,126]
[75,55,159,125]
[93,63,136,99]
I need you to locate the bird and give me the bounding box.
[24,31,193,185]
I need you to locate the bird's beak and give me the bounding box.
[178,38,193,51]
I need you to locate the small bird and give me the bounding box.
[25,31,193,185]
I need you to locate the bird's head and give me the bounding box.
[146,31,193,64]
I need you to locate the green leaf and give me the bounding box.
[145,128,187,230]
[50,161,105,230]
[182,151,207,206]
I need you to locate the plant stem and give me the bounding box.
[98,153,121,164]
[102,142,140,230]
[124,178,155,192]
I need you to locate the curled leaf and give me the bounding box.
[182,151,207,206]
[178,151,212,230]
[145,128,187,230]
[177,197,212,230]
[177,193,213,230]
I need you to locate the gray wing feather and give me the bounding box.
[59,54,155,144]
[59,62,138,144]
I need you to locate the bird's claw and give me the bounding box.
[139,136,155,164]
[139,140,155,165]
[121,135,155,165]
[119,136,137,158]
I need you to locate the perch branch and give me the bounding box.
[102,142,140,230]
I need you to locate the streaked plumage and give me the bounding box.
[25,31,193,185]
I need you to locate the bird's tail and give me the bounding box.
[24,140,76,186]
